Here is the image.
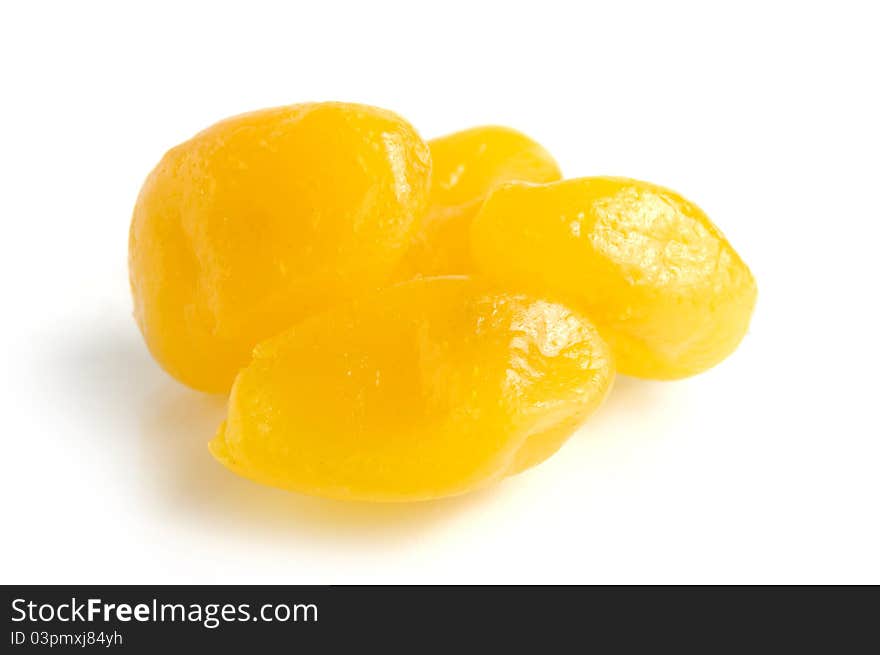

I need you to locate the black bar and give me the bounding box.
[2,586,877,651]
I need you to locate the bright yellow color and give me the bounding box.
[393,126,561,279]
[210,277,614,502]
[471,177,757,379]
[129,102,431,393]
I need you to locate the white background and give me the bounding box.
[1,1,878,584]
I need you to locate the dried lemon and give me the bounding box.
[210,277,614,501]
[393,126,560,279]
[471,177,757,379]
[129,102,431,392]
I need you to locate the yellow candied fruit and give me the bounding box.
[210,277,614,502]
[470,177,757,379]
[393,126,561,280]
[129,102,431,393]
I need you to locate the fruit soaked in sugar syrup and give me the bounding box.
[471,177,757,379]
[129,102,431,392]
[394,126,561,280]
[210,277,614,501]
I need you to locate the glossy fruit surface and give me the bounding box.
[129,102,431,392]
[210,277,614,501]
[394,126,561,279]
[471,177,757,379]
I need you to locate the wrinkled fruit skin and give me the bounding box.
[210,277,614,502]
[129,102,431,393]
[471,177,757,379]
[393,126,561,280]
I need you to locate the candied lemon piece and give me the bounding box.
[129,102,431,393]
[471,177,757,379]
[210,277,613,501]
[393,126,561,279]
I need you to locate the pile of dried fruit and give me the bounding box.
[130,102,756,502]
